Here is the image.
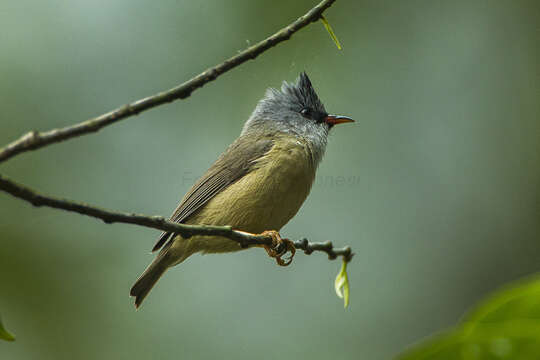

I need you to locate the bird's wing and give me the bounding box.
[152,135,274,252]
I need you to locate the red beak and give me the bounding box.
[325,114,355,126]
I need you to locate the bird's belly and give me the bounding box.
[186,139,315,254]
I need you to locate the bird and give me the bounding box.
[130,72,353,308]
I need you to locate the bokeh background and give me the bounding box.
[1,0,539,359]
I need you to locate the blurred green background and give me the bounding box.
[1,0,539,359]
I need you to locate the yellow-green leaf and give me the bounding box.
[335,260,350,308]
[320,15,342,50]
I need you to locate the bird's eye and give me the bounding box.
[300,108,311,118]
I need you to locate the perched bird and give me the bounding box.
[130,72,353,308]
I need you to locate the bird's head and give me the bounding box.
[242,72,353,164]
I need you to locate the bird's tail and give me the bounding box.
[131,237,195,308]
[130,256,169,309]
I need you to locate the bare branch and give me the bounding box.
[0,174,353,262]
[294,238,354,262]
[0,0,336,163]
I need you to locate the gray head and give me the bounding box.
[242,72,353,165]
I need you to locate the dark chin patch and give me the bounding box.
[315,111,328,123]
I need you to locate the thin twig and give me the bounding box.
[0,0,336,163]
[294,238,354,262]
[0,174,353,262]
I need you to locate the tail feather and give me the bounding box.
[131,237,193,308]
[130,258,168,309]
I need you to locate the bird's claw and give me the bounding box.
[260,230,296,266]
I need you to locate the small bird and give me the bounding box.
[130,72,353,308]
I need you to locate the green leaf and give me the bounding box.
[396,275,540,359]
[463,274,540,325]
[0,315,15,342]
[320,15,342,50]
[335,260,350,308]
[398,321,540,360]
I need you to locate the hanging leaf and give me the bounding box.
[335,259,350,308]
[320,15,342,50]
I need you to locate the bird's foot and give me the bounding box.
[259,230,296,266]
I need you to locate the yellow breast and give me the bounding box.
[185,135,316,253]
